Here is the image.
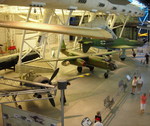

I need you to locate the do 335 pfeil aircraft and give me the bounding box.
[79,37,145,61]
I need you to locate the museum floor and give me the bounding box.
[0,50,150,126]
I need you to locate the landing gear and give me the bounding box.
[132,49,136,57]
[133,53,136,57]
[104,72,108,79]
[120,57,126,61]
[12,95,22,109]
[119,49,126,61]
[89,66,94,72]
[77,66,82,73]
[104,70,109,79]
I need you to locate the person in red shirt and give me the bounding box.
[140,93,147,113]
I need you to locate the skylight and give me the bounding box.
[128,0,146,9]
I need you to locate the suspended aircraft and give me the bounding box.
[0,0,145,17]
[0,68,90,108]
[79,37,145,61]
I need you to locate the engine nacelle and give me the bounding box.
[62,60,70,66]
[74,58,86,66]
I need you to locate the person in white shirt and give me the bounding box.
[137,76,143,93]
[94,118,103,126]
[131,76,137,95]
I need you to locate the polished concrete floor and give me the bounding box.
[0,50,150,126]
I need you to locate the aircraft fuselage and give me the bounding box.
[61,49,116,71]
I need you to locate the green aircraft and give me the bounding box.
[51,40,118,78]
[79,37,144,61]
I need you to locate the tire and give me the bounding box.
[77,67,82,73]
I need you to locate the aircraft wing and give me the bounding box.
[0,88,54,97]
[0,21,113,39]
[94,51,117,56]
[41,55,89,62]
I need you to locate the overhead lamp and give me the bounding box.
[68,6,78,10]
[91,9,98,13]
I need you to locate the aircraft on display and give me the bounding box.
[43,40,117,78]
[79,37,145,61]
[0,68,90,108]
[0,0,145,72]
[0,51,39,71]
[0,0,145,17]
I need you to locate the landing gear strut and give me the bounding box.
[104,70,109,79]
[89,66,94,72]
[119,49,126,61]
[132,49,136,57]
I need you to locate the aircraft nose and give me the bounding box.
[109,62,117,71]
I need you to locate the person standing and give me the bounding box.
[140,93,147,113]
[145,53,149,64]
[131,76,137,95]
[94,111,102,123]
[137,76,143,94]
[94,118,103,126]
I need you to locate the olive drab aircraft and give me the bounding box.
[60,40,117,78]
[79,37,145,61]
[43,40,117,78]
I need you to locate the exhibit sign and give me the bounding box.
[2,104,59,126]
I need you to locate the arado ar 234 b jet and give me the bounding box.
[44,40,118,78]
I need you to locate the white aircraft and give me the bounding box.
[0,0,145,17]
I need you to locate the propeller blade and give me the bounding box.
[67,73,90,82]
[49,68,59,83]
[47,92,55,107]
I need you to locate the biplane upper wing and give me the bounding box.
[0,21,113,39]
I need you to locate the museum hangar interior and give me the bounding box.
[0,0,150,126]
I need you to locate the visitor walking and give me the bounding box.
[140,93,147,113]
[131,76,137,95]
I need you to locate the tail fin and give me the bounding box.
[79,41,92,53]
[82,44,91,53]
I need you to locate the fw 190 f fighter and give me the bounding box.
[44,41,117,78]
[79,38,144,61]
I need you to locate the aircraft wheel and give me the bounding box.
[133,53,136,57]
[18,105,22,109]
[89,66,94,72]
[77,67,82,73]
[33,93,42,98]
[120,58,125,61]
[104,72,109,79]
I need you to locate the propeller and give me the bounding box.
[49,68,59,84]
[46,68,59,107]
